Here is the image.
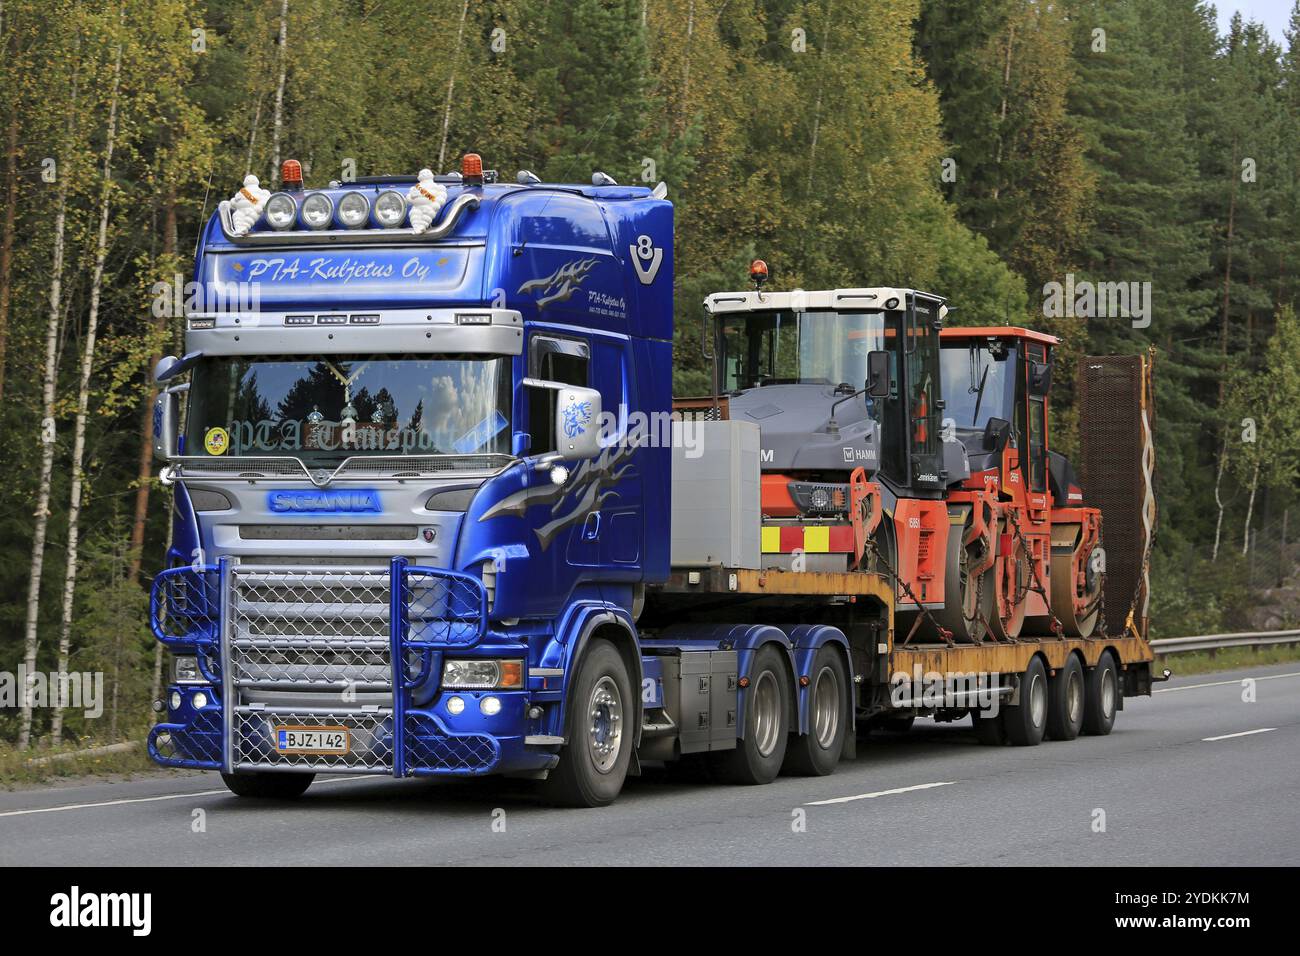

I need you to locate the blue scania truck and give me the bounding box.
[149,154,1155,807]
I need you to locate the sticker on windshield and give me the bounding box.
[204,426,229,456]
[452,410,509,455]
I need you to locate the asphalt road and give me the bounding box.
[2,663,1297,866]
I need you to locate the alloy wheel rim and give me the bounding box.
[587,675,623,774]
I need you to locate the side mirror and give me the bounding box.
[523,378,602,461]
[982,417,1011,452]
[153,388,182,461]
[865,350,891,398]
[554,385,602,459]
[1029,360,1052,397]
[154,355,180,382]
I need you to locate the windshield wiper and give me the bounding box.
[970,363,990,426]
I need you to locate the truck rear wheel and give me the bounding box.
[1047,654,1085,741]
[1083,651,1118,736]
[220,772,314,799]
[1003,656,1048,746]
[713,644,790,785]
[783,645,848,776]
[542,638,633,808]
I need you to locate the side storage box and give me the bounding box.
[670,419,761,569]
[677,650,739,754]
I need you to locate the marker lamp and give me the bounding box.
[442,658,524,690]
[172,654,201,683]
[264,192,297,230]
[374,190,407,227]
[337,191,370,228]
[300,192,333,230]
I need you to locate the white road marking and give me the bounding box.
[805,781,955,806]
[0,775,370,819]
[1155,671,1300,693]
[1202,728,1276,742]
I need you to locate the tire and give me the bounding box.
[1047,654,1085,741]
[1083,650,1119,736]
[220,771,314,799]
[541,639,633,808]
[713,644,790,785]
[783,645,848,776]
[970,708,1006,746]
[1003,656,1048,746]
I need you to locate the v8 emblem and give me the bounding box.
[630,234,663,285]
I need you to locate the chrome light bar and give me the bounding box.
[217,192,481,246]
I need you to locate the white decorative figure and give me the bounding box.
[229,174,270,235]
[406,168,448,233]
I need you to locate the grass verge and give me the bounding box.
[0,738,157,789]
[1157,642,1300,677]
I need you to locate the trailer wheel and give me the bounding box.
[541,638,633,808]
[220,772,314,799]
[1003,657,1048,746]
[713,644,790,785]
[1083,651,1118,736]
[1047,654,1085,741]
[783,645,848,776]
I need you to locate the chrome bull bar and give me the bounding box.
[148,557,494,775]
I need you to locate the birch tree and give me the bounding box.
[18,25,82,750]
[50,9,125,741]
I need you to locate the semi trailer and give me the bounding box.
[148,154,1158,807]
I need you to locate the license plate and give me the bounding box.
[274,726,349,755]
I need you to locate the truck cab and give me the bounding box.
[150,157,676,804]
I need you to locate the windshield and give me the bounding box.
[940,343,1011,430]
[720,310,889,390]
[185,355,512,461]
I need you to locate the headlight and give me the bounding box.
[442,658,523,690]
[337,191,370,228]
[172,654,201,683]
[374,190,407,227]
[788,481,849,516]
[264,192,297,230]
[300,192,333,229]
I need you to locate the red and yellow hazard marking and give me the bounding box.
[761,524,856,554]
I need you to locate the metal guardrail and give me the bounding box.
[1150,630,1300,655]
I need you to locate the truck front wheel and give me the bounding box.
[713,644,790,785]
[542,638,633,808]
[220,772,314,799]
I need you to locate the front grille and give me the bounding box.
[239,524,418,541]
[229,568,393,692]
